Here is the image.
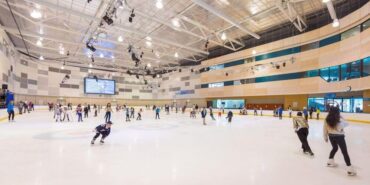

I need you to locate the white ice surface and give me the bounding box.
[0,109,369,185]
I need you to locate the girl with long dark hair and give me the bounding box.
[104,103,112,122]
[323,106,356,176]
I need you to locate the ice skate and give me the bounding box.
[327,159,338,167]
[347,166,357,176]
[100,140,104,144]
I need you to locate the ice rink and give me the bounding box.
[0,109,369,185]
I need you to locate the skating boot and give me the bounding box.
[347,166,357,176]
[91,140,95,145]
[100,140,104,144]
[327,159,338,167]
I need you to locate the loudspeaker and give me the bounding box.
[2,84,8,90]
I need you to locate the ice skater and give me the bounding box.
[91,121,113,145]
[63,107,71,122]
[155,107,160,119]
[201,107,207,125]
[84,106,89,118]
[125,107,131,122]
[76,104,83,122]
[104,103,112,122]
[293,112,314,156]
[278,106,283,120]
[55,105,62,122]
[324,106,356,176]
[7,101,15,122]
[93,104,98,117]
[209,106,216,120]
[130,107,135,119]
[137,108,142,120]
[226,110,233,123]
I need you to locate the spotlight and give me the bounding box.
[179,69,182,72]
[225,72,228,76]
[93,75,98,82]
[152,74,156,78]
[282,62,286,67]
[136,74,139,79]
[276,65,280,69]
[127,70,132,75]
[191,69,194,73]
[103,13,113,25]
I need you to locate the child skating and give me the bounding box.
[91,121,113,145]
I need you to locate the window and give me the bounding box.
[306,69,319,77]
[341,60,361,80]
[319,34,341,47]
[363,57,370,77]
[224,60,244,67]
[301,42,319,52]
[224,81,234,86]
[209,82,224,88]
[320,67,329,81]
[255,47,301,61]
[209,64,224,71]
[341,25,361,40]
[329,66,339,82]
[308,98,325,112]
[362,19,370,31]
[212,99,245,109]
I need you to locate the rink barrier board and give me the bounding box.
[0,108,369,124]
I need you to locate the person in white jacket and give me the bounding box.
[323,106,356,176]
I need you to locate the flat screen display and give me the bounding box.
[84,78,115,95]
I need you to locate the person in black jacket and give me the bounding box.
[91,121,113,145]
[227,111,233,123]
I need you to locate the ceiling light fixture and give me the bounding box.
[39,56,44,60]
[174,52,179,58]
[147,63,151,68]
[36,40,43,47]
[146,36,152,41]
[171,18,181,27]
[252,50,257,55]
[88,69,92,73]
[39,27,44,35]
[117,36,123,42]
[156,0,164,9]
[332,19,339,28]
[221,32,227,40]
[30,9,42,19]
[89,63,93,68]
[99,53,104,58]
[146,41,152,47]
[61,65,64,70]
[322,0,331,3]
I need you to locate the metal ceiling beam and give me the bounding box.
[275,0,307,32]
[22,0,209,55]
[191,0,261,39]
[0,25,179,65]
[0,2,186,62]
[324,0,338,21]
[130,8,240,51]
